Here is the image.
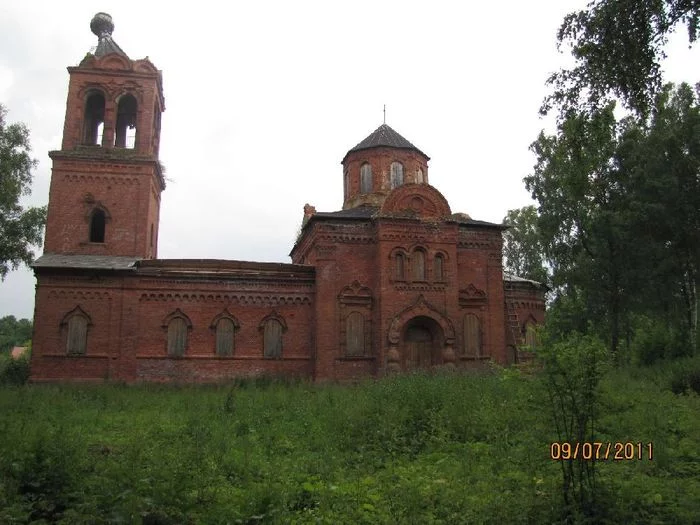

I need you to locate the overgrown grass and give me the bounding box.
[0,361,698,524]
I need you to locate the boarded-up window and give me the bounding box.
[416,167,424,183]
[412,250,426,281]
[395,253,405,280]
[216,318,235,356]
[168,317,188,357]
[90,209,106,243]
[390,162,404,188]
[346,312,365,356]
[67,315,88,355]
[434,254,444,281]
[264,319,283,358]
[360,163,372,193]
[525,323,538,347]
[344,170,349,198]
[464,314,481,357]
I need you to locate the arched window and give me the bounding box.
[150,224,154,248]
[115,94,137,149]
[61,307,92,355]
[344,169,350,199]
[434,254,445,281]
[263,319,283,358]
[345,312,365,356]
[412,249,426,281]
[89,209,106,243]
[416,167,424,183]
[360,163,372,193]
[395,252,406,280]
[524,322,538,348]
[464,314,481,357]
[390,161,404,189]
[67,315,88,355]
[167,317,188,357]
[83,92,105,145]
[215,318,235,356]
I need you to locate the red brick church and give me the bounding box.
[30,13,545,383]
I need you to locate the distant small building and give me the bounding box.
[29,13,545,383]
[11,347,28,360]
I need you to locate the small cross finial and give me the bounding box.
[383,105,386,124]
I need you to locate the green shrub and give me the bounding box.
[0,352,30,385]
[631,316,691,366]
[669,358,700,395]
[535,330,610,521]
[0,369,697,523]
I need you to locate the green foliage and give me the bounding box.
[0,104,47,279]
[535,330,610,520]
[544,0,700,116]
[502,205,548,285]
[630,315,691,366]
[0,355,30,386]
[526,104,640,353]
[667,357,700,395]
[0,315,33,353]
[0,369,698,523]
[527,83,700,355]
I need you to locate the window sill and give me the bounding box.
[136,354,311,361]
[42,353,109,359]
[459,355,490,361]
[336,356,376,361]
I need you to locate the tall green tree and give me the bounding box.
[630,83,700,350]
[526,104,644,354]
[0,104,46,279]
[544,0,699,116]
[528,84,700,356]
[502,206,549,285]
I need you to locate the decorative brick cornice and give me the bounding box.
[139,292,312,306]
[48,290,111,300]
[458,284,487,306]
[338,280,372,307]
[393,282,446,292]
[506,299,546,311]
[64,173,139,185]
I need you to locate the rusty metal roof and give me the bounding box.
[312,206,380,220]
[33,254,140,270]
[344,124,428,161]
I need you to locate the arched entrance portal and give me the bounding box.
[402,316,443,371]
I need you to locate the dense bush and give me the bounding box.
[0,362,698,523]
[630,316,691,366]
[0,351,30,385]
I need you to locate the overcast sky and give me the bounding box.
[1,1,698,320]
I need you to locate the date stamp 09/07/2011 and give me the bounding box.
[550,442,653,461]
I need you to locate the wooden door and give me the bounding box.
[404,325,433,370]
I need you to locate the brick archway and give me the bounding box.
[386,295,456,373]
[387,295,455,345]
[402,316,443,370]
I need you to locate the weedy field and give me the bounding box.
[0,357,699,524]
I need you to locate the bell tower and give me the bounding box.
[43,12,165,259]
